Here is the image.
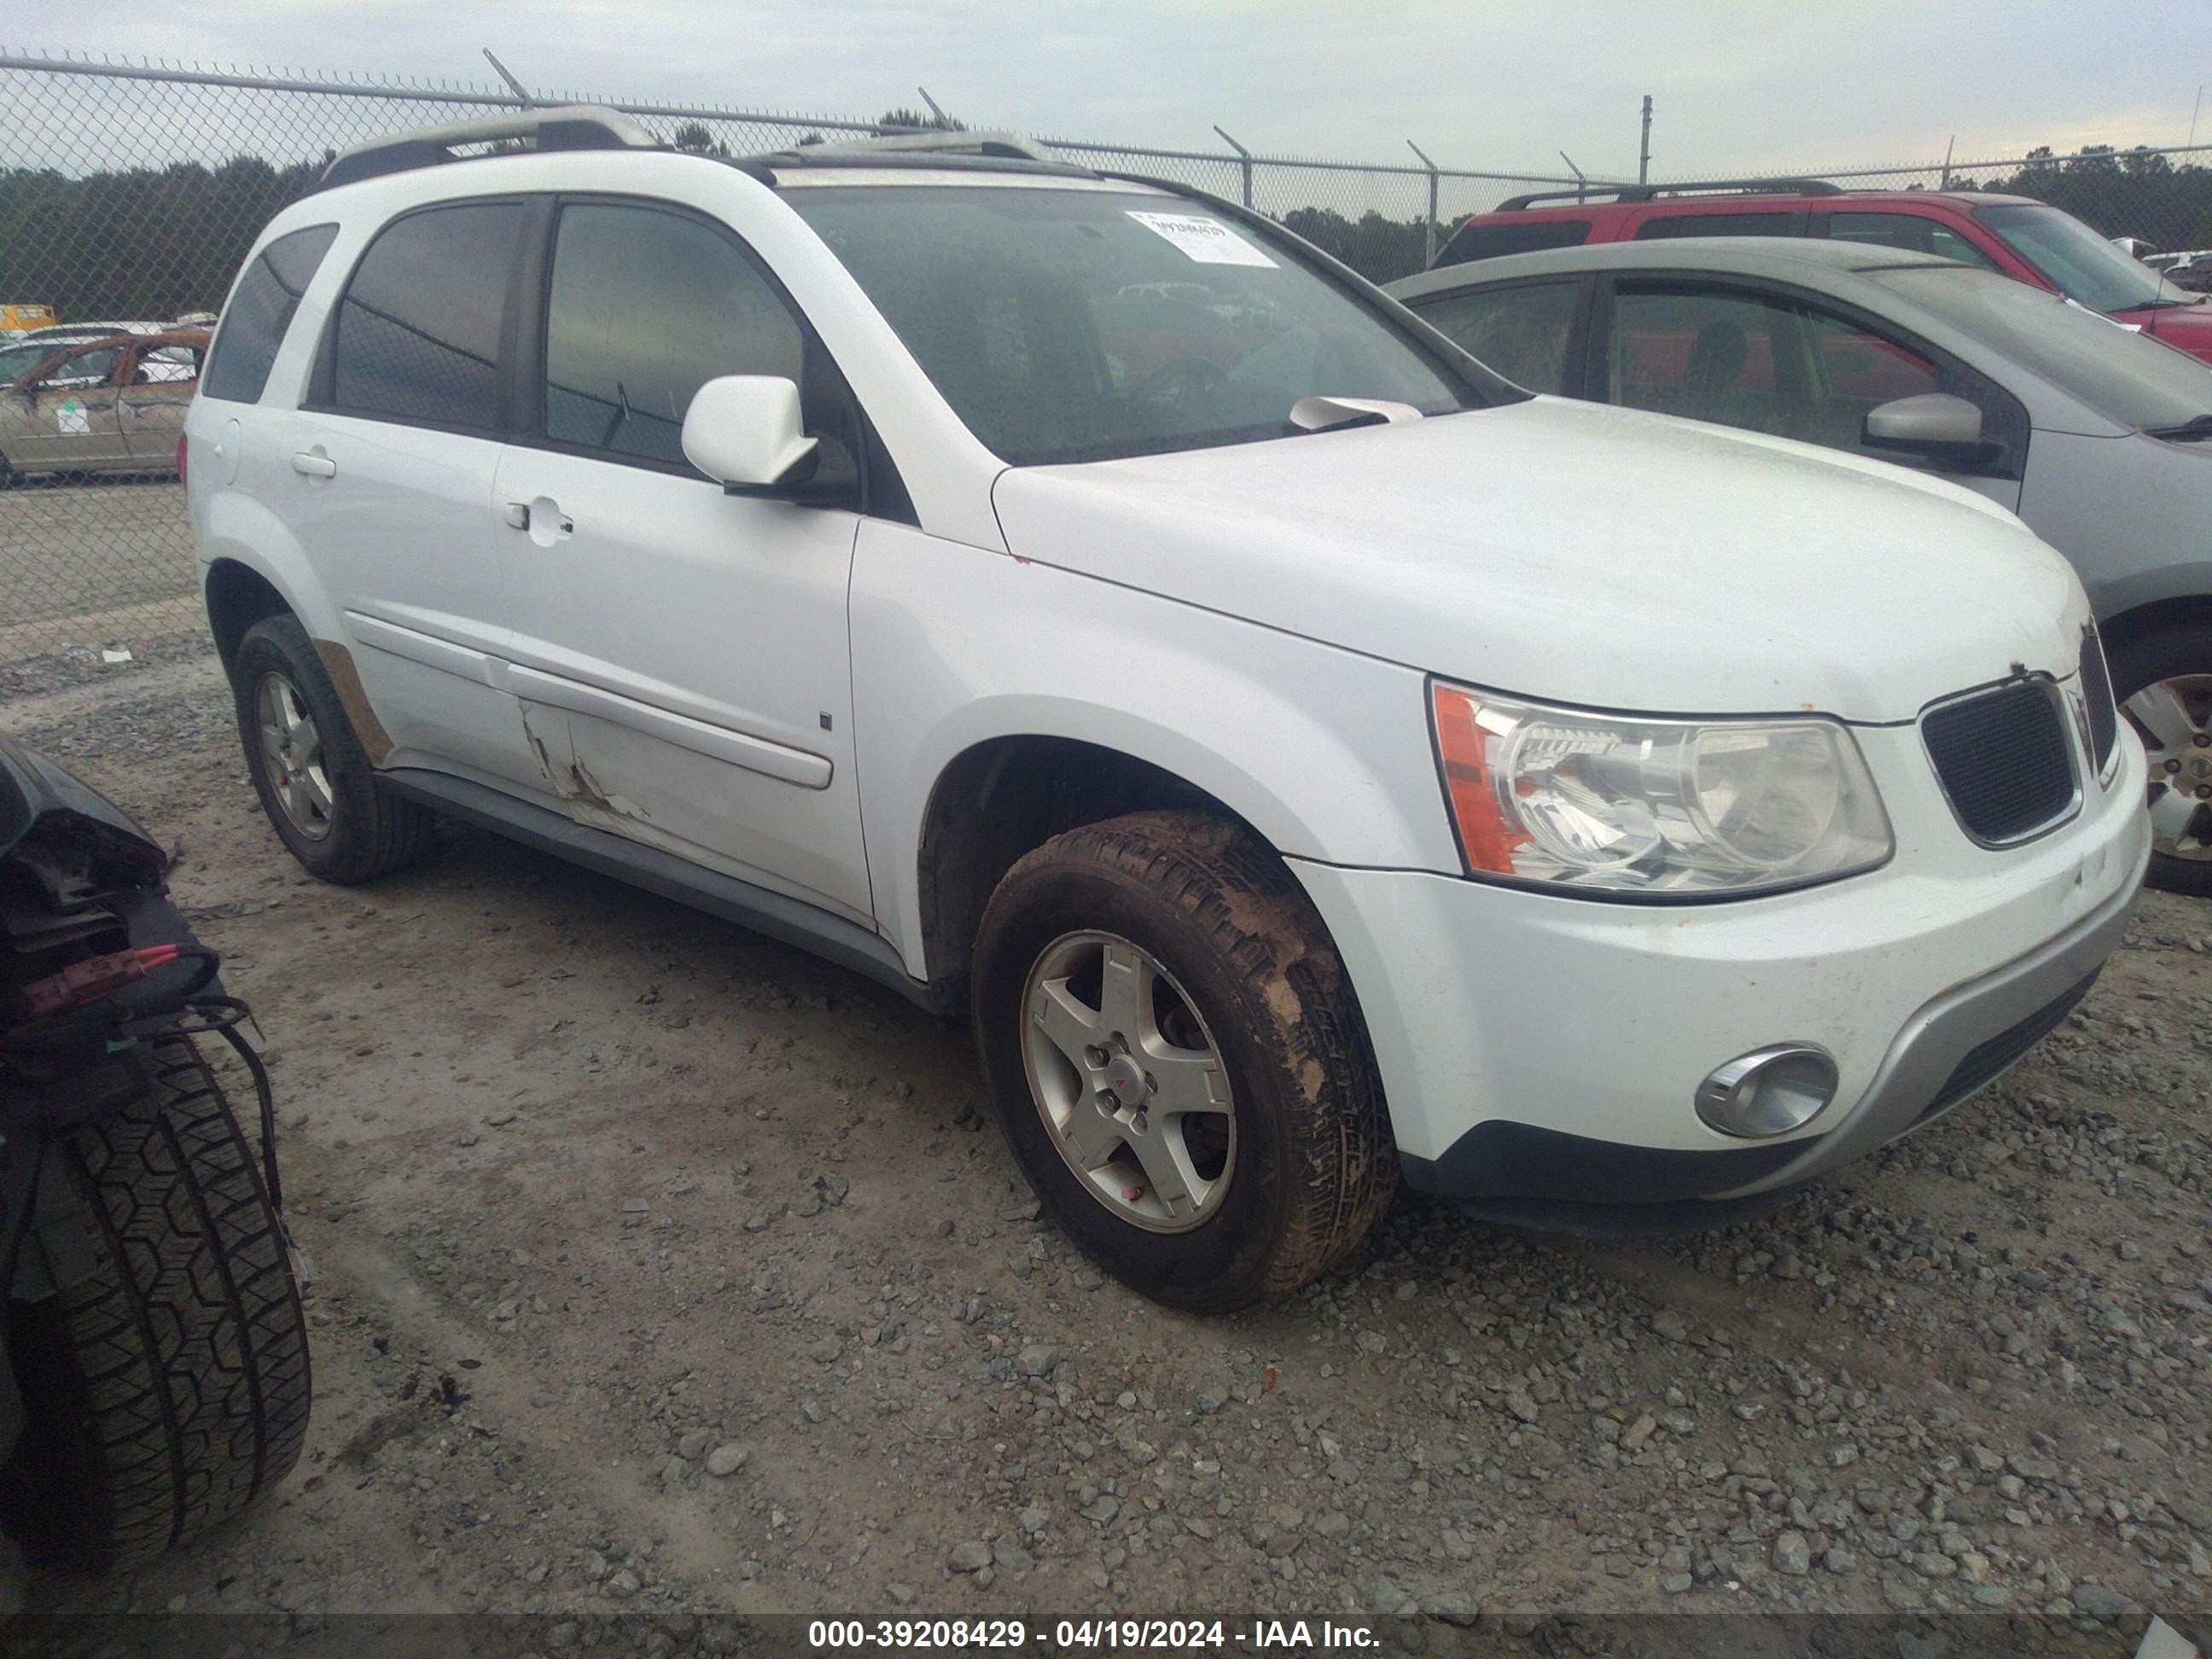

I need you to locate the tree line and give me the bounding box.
[3,137,2209,321]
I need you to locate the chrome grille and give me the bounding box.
[2079,626,2118,775]
[1923,679,2079,847]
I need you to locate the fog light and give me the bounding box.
[1696,1044,1837,1138]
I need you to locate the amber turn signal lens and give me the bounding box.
[1431,683,1527,874]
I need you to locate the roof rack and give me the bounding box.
[319,105,658,189]
[749,128,1096,178]
[1494,177,1844,212]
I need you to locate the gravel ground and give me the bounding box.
[6,657,2209,1644]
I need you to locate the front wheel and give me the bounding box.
[2110,624,2212,895]
[2,1036,311,1571]
[970,812,1396,1312]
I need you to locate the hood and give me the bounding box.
[991,398,2087,724]
[2115,296,2212,364]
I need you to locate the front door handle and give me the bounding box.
[504,499,574,537]
[291,451,337,479]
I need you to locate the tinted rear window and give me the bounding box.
[330,202,523,430]
[1440,218,1593,265]
[202,224,338,404]
[1633,212,1796,241]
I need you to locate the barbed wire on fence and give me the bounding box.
[2,49,2210,680]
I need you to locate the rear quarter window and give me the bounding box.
[203,224,340,404]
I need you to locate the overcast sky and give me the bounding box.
[11,0,2209,179]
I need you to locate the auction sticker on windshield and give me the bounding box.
[1125,210,1278,268]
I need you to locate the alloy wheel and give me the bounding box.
[1020,930,1237,1233]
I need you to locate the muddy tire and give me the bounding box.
[231,613,432,883]
[971,811,1396,1312]
[1,1036,311,1572]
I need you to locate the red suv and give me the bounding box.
[1440,180,2212,364]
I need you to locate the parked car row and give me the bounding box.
[186,112,2151,1311]
[1388,230,2212,893]
[1435,180,2212,366]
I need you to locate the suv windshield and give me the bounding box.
[1868,263,2212,433]
[1975,202,2190,313]
[785,183,1484,464]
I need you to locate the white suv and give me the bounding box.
[186,109,2151,1310]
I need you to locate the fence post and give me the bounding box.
[1406,140,1440,269]
[480,48,533,107]
[1214,125,1254,207]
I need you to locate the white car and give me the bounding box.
[186,109,2149,1310]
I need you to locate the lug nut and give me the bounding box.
[2196,735,2210,748]
[2169,759,2185,773]
[1085,1045,1109,1068]
[2197,787,2211,800]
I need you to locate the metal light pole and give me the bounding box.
[1639,95,1652,183]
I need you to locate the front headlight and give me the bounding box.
[1430,681,1894,897]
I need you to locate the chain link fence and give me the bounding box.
[0,52,1592,687]
[2,50,2209,690]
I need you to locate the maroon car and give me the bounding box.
[1441,180,2212,366]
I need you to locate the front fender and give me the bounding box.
[849,522,1460,979]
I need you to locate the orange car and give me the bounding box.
[0,327,209,482]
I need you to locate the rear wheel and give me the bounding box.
[971,811,1396,1312]
[231,613,432,883]
[2,1036,311,1572]
[2110,624,2212,895]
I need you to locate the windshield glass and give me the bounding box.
[1868,264,2212,431]
[785,184,1483,464]
[1975,202,2186,313]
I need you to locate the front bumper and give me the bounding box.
[1289,718,2151,1213]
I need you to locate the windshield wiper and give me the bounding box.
[2126,295,2203,312]
[2145,413,2212,441]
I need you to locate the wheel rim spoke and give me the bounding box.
[1029,978,1102,1074]
[1057,1099,1127,1171]
[1096,940,1152,1045]
[1129,1123,1205,1218]
[1142,1043,1231,1120]
[2126,679,2200,756]
[2149,784,2205,851]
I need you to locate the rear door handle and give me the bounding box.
[291,451,337,479]
[504,500,573,535]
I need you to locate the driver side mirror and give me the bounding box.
[682,375,822,496]
[1862,393,2001,469]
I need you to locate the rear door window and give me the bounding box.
[203,224,339,404]
[1633,212,1799,241]
[329,202,526,431]
[1822,212,1996,268]
[1411,280,1580,394]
